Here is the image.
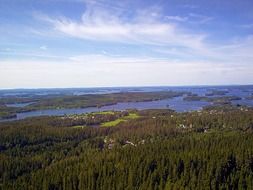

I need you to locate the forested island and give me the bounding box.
[1,104,253,189]
[205,90,229,96]
[183,95,242,105]
[0,91,184,119]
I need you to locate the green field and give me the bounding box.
[101,113,139,127]
[101,119,126,127]
[123,113,140,119]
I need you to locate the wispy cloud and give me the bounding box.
[189,13,214,24]
[0,48,11,52]
[182,5,199,9]
[68,54,171,64]
[165,16,188,22]
[1,0,253,88]
[240,23,253,29]
[40,45,47,50]
[35,4,206,51]
[24,3,253,68]
[0,50,67,60]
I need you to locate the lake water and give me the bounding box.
[0,86,253,122]
[0,97,211,122]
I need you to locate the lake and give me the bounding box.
[0,96,211,122]
[0,85,253,122]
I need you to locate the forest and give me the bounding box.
[1,105,253,189]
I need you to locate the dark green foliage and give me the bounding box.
[184,95,242,105]
[1,109,253,189]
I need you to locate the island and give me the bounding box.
[0,91,185,119]
[183,95,242,105]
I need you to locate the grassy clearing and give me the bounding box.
[101,113,140,127]
[123,113,140,119]
[101,119,126,127]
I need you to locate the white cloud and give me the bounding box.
[40,45,47,50]
[9,4,253,66]
[208,35,253,62]
[189,13,214,24]
[240,23,253,29]
[36,4,206,51]
[0,50,66,60]
[2,2,252,88]
[68,54,170,64]
[165,16,188,22]
[182,5,199,9]
[1,48,11,52]
[1,55,253,88]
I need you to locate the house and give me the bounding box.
[179,124,186,128]
[125,140,136,146]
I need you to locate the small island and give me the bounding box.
[205,89,229,96]
[183,95,242,105]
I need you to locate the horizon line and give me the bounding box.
[0,84,253,91]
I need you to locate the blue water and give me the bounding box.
[0,85,252,122]
[1,86,252,97]
[0,97,211,122]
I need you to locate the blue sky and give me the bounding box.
[0,0,253,88]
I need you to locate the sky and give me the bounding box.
[0,0,253,88]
